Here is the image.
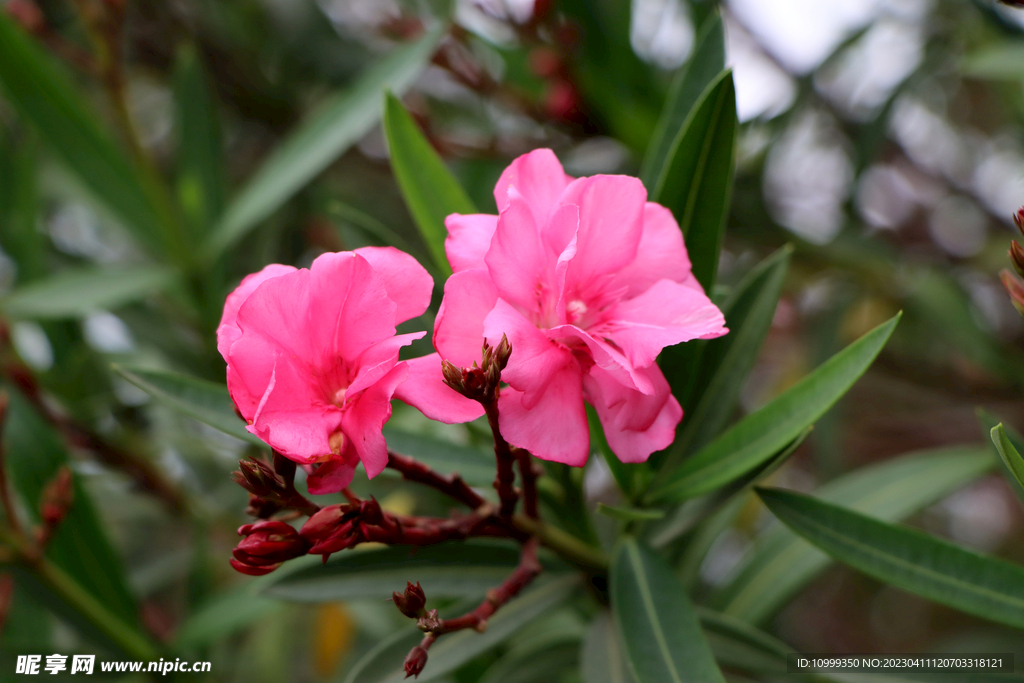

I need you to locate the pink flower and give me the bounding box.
[402,149,728,466]
[217,248,433,494]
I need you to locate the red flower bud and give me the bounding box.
[1014,206,1024,237]
[229,520,309,575]
[393,581,427,618]
[1011,241,1024,279]
[404,646,429,679]
[39,467,73,528]
[1001,269,1024,318]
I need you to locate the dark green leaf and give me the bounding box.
[697,608,789,675]
[479,631,580,683]
[2,267,175,320]
[112,364,262,446]
[991,424,1024,501]
[611,538,725,683]
[580,613,636,683]
[0,14,170,256]
[660,245,791,472]
[596,503,665,522]
[714,445,995,623]
[264,541,566,602]
[647,314,899,504]
[345,575,579,683]
[383,93,476,276]
[382,427,494,487]
[173,44,226,234]
[204,28,443,259]
[640,12,725,191]
[758,487,1024,629]
[649,70,736,292]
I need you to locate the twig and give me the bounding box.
[0,394,24,541]
[386,451,485,509]
[515,449,539,519]
[484,399,519,519]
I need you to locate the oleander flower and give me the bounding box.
[401,149,728,466]
[217,248,432,494]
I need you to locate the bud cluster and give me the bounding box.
[35,467,74,547]
[231,453,317,518]
[230,520,311,576]
[1002,207,1024,318]
[441,335,511,404]
[393,581,426,618]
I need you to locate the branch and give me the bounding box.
[515,450,539,519]
[385,451,485,510]
[484,398,519,520]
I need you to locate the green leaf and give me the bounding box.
[588,405,646,501]
[112,364,262,446]
[649,70,737,292]
[596,503,665,522]
[1,267,175,320]
[479,631,580,683]
[345,575,580,683]
[204,28,443,259]
[647,313,900,504]
[382,427,494,488]
[962,43,1024,81]
[383,93,476,276]
[696,608,790,675]
[173,44,226,233]
[0,14,169,256]
[757,486,1024,630]
[610,537,725,683]
[660,245,791,472]
[991,424,1024,500]
[714,445,995,623]
[581,613,636,683]
[3,388,143,653]
[264,541,565,602]
[640,12,725,191]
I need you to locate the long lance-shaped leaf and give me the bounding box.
[581,613,636,683]
[345,575,579,683]
[649,70,736,292]
[660,245,791,472]
[648,313,899,504]
[639,11,725,191]
[1,267,176,320]
[991,424,1024,501]
[203,28,443,259]
[611,538,725,683]
[383,93,476,276]
[714,445,994,623]
[757,487,1024,630]
[0,14,170,256]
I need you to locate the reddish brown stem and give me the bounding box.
[0,393,24,541]
[516,450,539,519]
[386,451,485,509]
[483,399,519,519]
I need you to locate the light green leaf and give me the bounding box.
[758,486,1024,630]
[1,266,175,320]
[714,445,995,623]
[649,70,736,292]
[581,613,636,683]
[264,541,565,602]
[647,314,899,504]
[991,424,1024,500]
[382,427,494,488]
[697,608,789,675]
[962,43,1024,81]
[204,28,443,259]
[345,575,579,683]
[661,245,791,472]
[640,11,725,191]
[112,365,262,446]
[596,503,665,522]
[611,538,725,683]
[0,14,172,257]
[383,93,476,276]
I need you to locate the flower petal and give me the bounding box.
[433,269,498,366]
[217,264,298,360]
[599,278,728,368]
[585,364,681,463]
[612,203,694,297]
[493,148,572,221]
[392,354,486,424]
[342,363,409,479]
[306,458,357,495]
[547,324,655,395]
[497,362,589,466]
[353,246,434,324]
[445,214,498,273]
[347,332,424,397]
[485,188,558,319]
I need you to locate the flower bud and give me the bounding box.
[416,609,441,632]
[441,360,464,393]
[1001,270,1024,318]
[39,466,73,528]
[230,520,310,574]
[404,646,428,679]
[1011,241,1024,279]
[1015,206,1024,237]
[393,581,427,618]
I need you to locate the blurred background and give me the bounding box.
[5,0,1024,680]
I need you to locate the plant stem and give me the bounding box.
[484,398,519,519]
[512,514,608,574]
[386,451,484,509]
[0,393,24,541]
[516,450,539,518]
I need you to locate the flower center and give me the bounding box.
[332,387,348,406]
[566,299,588,325]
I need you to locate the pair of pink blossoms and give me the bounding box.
[217,150,727,494]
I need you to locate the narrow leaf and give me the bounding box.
[204,28,443,259]
[758,487,1024,630]
[991,424,1024,499]
[647,313,900,504]
[383,93,476,276]
[597,503,665,522]
[580,613,636,683]
[2,267,175,320]
[0,14,168,255]
[640,12,725,190]
[382,426,494,487]
[611,538,725,683]
[345,575,579,683]
[649,70,737,292]
[697,608,790,675]
[479,632,580,683]
[714,445,995,623]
